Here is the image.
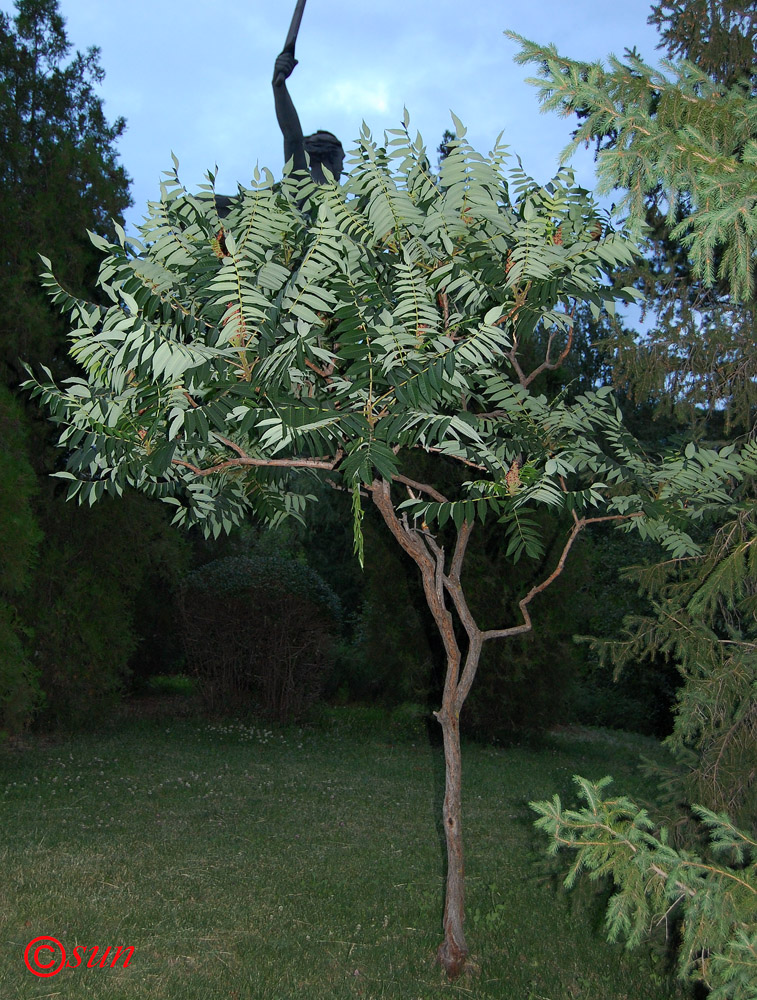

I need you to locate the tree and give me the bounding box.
[649,0,757,87]
[510,6,757,992]
[592,512,757,829]
[507,18,757,303]
[510,0,757,806]
[0,0,131,374]
[0,0,192,732]
[25,120,736,976]
[509,1,757,437]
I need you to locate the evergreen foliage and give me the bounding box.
[515,7,757,992]
[0,385,41,594]
[511,0,757,815]
[531,776,757,999]
[590,501,757,831]
[22,493,189,728]
[0,0,191,730]
[508,27,757,302]
[649,1,757,86]
[0,0,131,374]
[511,3,757,435]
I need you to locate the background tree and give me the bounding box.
[0,0,131,373]
[512,4,757,992]
[509,2,756,429]
[0,0,188,731]
[511,0,757,817]
[648,0,757,86]
[508,4,757,302]
[25,118,736,976]
[0,384,43,734]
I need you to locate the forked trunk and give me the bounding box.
[370,477,592,977]
[370,479,480,978]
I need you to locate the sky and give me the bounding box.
[4,0,664,233]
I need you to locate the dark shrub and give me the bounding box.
[179,554,341,722]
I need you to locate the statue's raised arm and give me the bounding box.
[272,49,307,174]
[271,0,344,184]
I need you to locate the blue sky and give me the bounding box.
[4,0,663,232]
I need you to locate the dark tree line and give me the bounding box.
[2,0,754,990]
[0,0,187,732]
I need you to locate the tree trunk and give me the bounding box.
[369,478,593,976]
[370,479,479,978]
[435,700,468,978]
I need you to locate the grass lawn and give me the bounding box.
[0,704,686,999]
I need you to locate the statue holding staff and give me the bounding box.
[272,0,345,183]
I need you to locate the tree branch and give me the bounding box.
[393,473,449,504]
[482,512,644,642]
[508,302,576,389]
[172,449,343,476]
[370,477,438,582]
[304,357,335,381]
[424,446,488,471]
[449,519,473,585]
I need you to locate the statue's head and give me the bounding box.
[304,130,345,183]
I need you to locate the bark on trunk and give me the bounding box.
[370,479,477,978]
[435,702,468,978]
[369,477,597,978]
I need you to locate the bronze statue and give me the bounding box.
[272,0,344,183]
[214,2,343,216]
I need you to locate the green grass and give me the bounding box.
[0,705,686,999]
[142,673,197,696]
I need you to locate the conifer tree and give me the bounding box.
[649,0,757,86]
[0,0,131,374]
[514,7,757,993]
[0,0,187,731]
[508,5,757,303]
[510,1,757,429]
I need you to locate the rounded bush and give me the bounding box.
[180,553,341,722]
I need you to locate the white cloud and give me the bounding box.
[328,78,390,116]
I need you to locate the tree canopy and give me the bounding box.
[26,122,733,547]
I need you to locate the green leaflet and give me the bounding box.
[351,482,365,570]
